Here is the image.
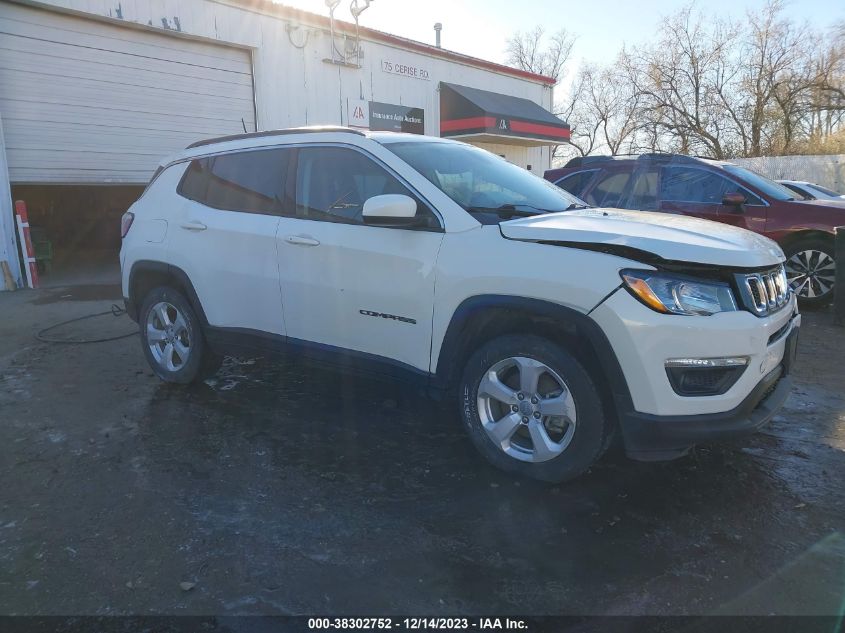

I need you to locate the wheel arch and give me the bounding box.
[127,260,208,326]
[779,229,835,253]
[434,295,634,422]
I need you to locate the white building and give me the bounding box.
[0,0,569,284]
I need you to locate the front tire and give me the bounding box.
[139,286,222,384]
[784,237,836,309]
[458,334,612,483]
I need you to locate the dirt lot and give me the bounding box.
[0,285,843,616]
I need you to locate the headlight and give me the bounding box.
[620,270,738,316]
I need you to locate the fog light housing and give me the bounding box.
[665,357,749,396]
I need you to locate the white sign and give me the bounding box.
[381,60,431,81]
[347,98,369,128]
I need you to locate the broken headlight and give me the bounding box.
[620,270,738,316]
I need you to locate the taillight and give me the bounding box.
[120,212,135,238]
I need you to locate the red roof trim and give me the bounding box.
[509,120,571,140]
[440,116,498,132]
[441,117,570,141]
[235,1,558,86]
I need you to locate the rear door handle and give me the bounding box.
[286,235,320,247]
[180,220,207,231]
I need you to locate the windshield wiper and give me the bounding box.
[466,204,556,218]
[565,203,589,210]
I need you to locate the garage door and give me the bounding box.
[0,2,256,184]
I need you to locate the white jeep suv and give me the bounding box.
[120,127,800,482]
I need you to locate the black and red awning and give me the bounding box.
[439,82,570,146]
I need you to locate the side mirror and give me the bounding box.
[362,194,420,227]
[722,192,746,210]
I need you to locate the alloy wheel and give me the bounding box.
[785,249,835,300]
[476,356,577,463]
[146,302,191,372]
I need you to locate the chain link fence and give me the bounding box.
[730,154,845,193]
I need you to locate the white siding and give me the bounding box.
[0,112,22,288]
[1,0,559,179]
[0,1,255,183]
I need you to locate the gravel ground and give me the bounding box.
[0,285,843,616]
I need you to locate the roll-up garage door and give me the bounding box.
[0,2,256,184]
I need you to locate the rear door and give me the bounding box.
[167,148,292,336]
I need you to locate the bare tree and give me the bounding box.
[505,26,575,82]
[810,19,845,145]
[505,26,575,162]
[622,4,743,158]
[740,0,817,155]
[507,4,845,160]
[561,59,643,157]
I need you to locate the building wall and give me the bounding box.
[22,0,555,174]
[0,112,22,288]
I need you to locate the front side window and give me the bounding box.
[660,166,759,205]
[179,148,291,215]
[295,146,435,227]
[722,165,796,201]
[383,140,585,218]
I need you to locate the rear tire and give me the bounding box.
[458,334,612,483]
[783,237,835,309]
[139,286,222,384]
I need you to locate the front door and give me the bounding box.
[658,165,729,223]
[657,165,760,231]
[276,145,444,373]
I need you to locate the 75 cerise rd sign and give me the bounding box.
[381,60,430,81]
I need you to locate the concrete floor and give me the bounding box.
[0,285,844,616]
[37,249,120,288]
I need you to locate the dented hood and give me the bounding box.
[500,208,785,268]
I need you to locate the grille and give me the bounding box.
[736,265,790,317]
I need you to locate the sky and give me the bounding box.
[275,0,843,82]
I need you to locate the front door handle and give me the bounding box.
[180,220,207,231]
[286,235,320,247]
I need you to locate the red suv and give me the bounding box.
[546,154,844,307]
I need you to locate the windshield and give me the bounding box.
[382,140,587,216]
[722,165,798,201]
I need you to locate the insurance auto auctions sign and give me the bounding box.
[368,102,425,134]
[347,99,369,128]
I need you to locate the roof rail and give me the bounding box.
[186,126,365,149]
[564,152,718,168]
[563,154,640,168]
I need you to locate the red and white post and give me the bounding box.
[15,200,39,289]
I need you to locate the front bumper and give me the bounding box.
[591,287,800,459]
[620,364,792,460]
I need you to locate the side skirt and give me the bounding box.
[204,326,438,392]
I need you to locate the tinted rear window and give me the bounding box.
[587,171,631,207]
[178,148,292,215]
[555,169,598,198]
